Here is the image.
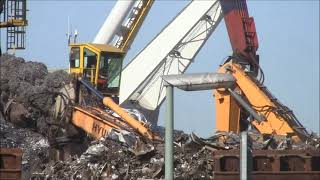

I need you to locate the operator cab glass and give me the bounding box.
[82,48,97,82]
[70,47,80,68]
[97,53,123,94]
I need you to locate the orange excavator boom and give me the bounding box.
[214,61,309,141]
[215,0,310,141]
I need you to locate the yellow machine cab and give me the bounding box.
[69,43,125,96]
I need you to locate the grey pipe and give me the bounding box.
[228,88,265,122]
[240,131,252,180]
[165,85,174,180]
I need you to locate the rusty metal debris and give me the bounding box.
[0,148,23,180]
[213,149,320,180]
[0,116,49,179]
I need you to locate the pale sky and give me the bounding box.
[1,0,319,137]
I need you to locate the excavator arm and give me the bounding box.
[215,0,309,141]
[71,79,161,141]
[220,0,259,72]
[215,62,309,141]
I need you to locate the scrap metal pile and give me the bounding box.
[0,55,319,179]
[0,54,71,134]
[34,130,319,179]
[0,115,49,179]
[0,54,71,179]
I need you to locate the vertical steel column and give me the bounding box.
[22,0,27,20]
[165,85,174,180]
[240,131,252,180]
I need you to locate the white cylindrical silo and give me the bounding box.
[93,0,135,45]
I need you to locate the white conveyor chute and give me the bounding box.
[119,0,222,124]
[93,0,135,44]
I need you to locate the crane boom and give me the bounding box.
[93,0,136,45]
[114,0,154,52]
[119,0,223,124]
[93,0,154,52]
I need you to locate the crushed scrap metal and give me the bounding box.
[31,130,319,179]
[0,116,49,180]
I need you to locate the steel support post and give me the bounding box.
[165,85,174,180]
[240,131,252,180]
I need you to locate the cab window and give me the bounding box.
[70,47,80,68]
[99,55,108,77]
[107,55,123,88]
[83,48,97,68]
[83,48,98,82]
[97,53,123,92]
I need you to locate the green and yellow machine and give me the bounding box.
[69,43,125,96]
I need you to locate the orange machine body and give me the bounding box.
[215,61,303,140]
[102,97,160,141]
[71,106,128,139]
[71,96,161,141]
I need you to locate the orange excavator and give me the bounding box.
[214,0,310,141]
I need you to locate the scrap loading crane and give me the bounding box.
[61,0,310,146]
[60,0,224,142]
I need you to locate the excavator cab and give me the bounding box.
[69,43,124,96]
